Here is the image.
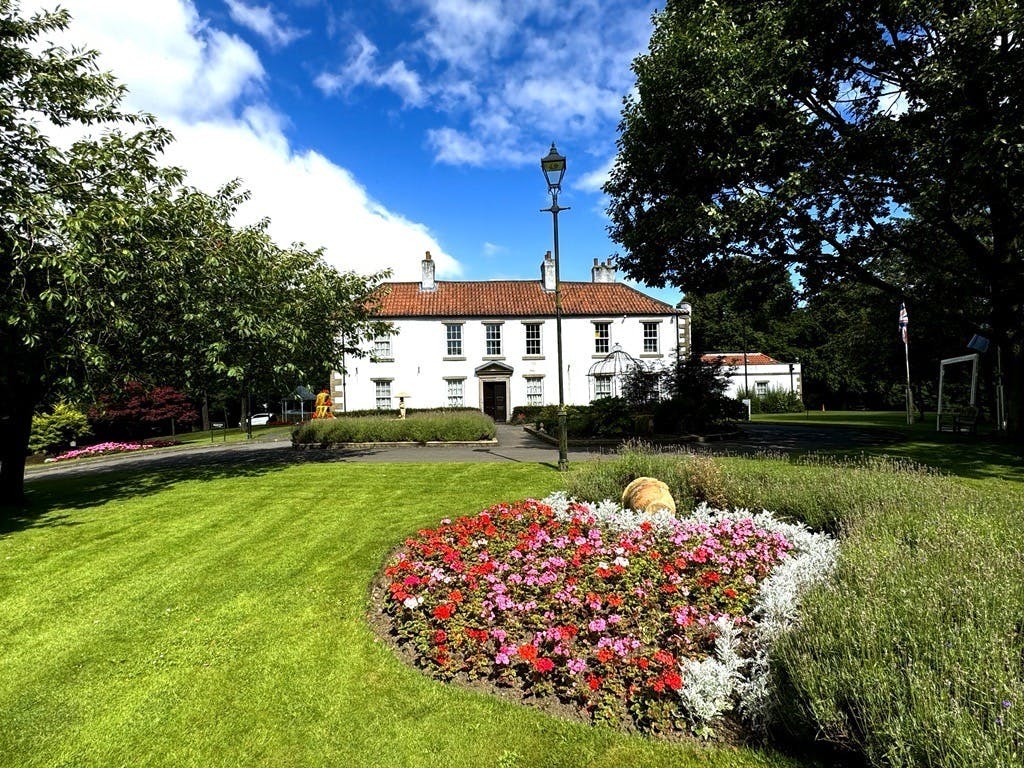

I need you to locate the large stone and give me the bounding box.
[621,477,676,514]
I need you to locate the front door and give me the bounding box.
[482,381,507,422]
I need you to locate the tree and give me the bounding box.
[0,3,390,506]
[606,0,1024,434]
[90,382,198,439]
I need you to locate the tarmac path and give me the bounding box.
[23,422,900,484]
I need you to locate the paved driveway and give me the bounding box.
[24,422,899,484]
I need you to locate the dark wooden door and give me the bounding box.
[482,381,507,422]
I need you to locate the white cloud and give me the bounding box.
[24,0,460,280]
[224,0,305,48]
[315,32,425,108]
[319,1,658,167]
[574,154,615,194]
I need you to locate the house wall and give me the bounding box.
[719,363,803,399]
[334,314,681,414]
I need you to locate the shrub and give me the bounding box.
[29,402,92,454]
[737,387,804,414]
[292,410,495,445]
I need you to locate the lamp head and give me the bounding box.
[541,142,566,191]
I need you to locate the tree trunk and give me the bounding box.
[1002,341,1022,438]
[0,399,35,509]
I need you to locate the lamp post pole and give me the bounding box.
[541,143,570,471]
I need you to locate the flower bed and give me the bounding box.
[380,493,836,736]
[44,441,160,463]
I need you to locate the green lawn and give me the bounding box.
[1,462,813,768]
[752,410,1024,489]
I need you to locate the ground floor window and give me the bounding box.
[525,376,543,406]
[594,374,613,398]
[446,378,464,407]
[755,381,769,396]
[374,380,392,409]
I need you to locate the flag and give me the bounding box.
[898,302,909,345]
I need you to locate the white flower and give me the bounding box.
[403,596,423,609]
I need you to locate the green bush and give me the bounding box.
[292,410,496,445]
[737,387,805,414]
[564,446,1023,766]
[29,402,92,454]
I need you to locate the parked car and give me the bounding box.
[241,413,274,427]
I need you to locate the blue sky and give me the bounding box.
[37,0,681,304]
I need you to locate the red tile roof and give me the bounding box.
[701,353,783,366]
[373,281,680,318]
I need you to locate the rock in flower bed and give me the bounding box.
[378,492,837,737]
[43,440,174,463]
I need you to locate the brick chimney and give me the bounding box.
[540,251,556,291]
[420,251,436,291]
[591,257,617,283]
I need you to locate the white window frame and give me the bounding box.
[593,322,610,355]
[594,374,613,398]
[643,322,659,354]
[484,323,503,357]
[755,381,769,396]
[525,376,544,406]
[445,378,465,407]
[374,379,392,410]
[444,323,463,357]
[372,336,393,361]
[524,323,542,357]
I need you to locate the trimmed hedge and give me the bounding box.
[292,410,496,445]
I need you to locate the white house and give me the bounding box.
[332,252,691,421]
[700,352,803,399]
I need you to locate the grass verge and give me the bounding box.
[1,461,810,768]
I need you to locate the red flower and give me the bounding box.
[723,587,738,599]
[606,594,623,608]
[433,603,455,620]
[663,671,683,691]
[448,589,464,604]
[517,644,538,662]
[587,675,603,691]
[698,570,721,587]
[653,649,675,666]
[597,648,614,664]
[432,630,447,645]
[558,625,578,639]
[533,657,555,673]
[636,657,650,670]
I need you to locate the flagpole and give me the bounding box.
[904,337,913,425]
[900,302,913,424]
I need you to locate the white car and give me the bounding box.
[243,413,274,427]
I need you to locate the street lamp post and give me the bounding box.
[541,143,570,471]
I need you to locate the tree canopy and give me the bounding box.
[606,0,1024,433]
[0,2,389,505]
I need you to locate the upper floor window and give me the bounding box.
[594,322,610,354]
[524,323,542,356]
[372,336,393,360]
[445,323,463,357]
[446,378,464,407]
[643,322,659,353]
[485,323,502,356]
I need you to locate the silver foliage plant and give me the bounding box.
[541,492,839,734]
